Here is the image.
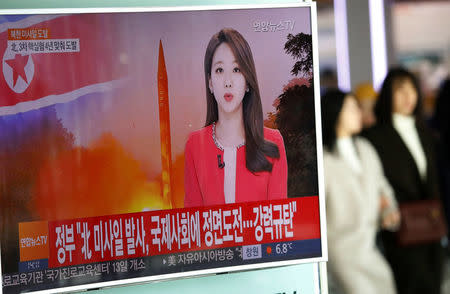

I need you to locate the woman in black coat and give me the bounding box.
[364,68,445,294]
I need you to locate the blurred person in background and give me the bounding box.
[364,67,445,294]
[322,89,400,294]
[320,68,338,93]
[354,82,377,129]
[431,78,450,247]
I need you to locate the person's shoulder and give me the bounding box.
[322,148,334,162]
[417,120,436,141]
[322,148,339,175]
[263,127,283,143]
[354,136,373,150]
[186,125,212,147]
[354,136,378,156]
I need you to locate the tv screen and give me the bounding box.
[0,3,326,293]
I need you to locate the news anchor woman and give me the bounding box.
[184,28,288,207]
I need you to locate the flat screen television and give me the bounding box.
[0,3,326,293]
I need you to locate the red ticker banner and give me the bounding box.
[0,3,325,293]
[47,197,319,267]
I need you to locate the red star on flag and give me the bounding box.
[5,54,29,87]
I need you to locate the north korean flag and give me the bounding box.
[0,14,128,114]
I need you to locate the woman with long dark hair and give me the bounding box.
[364,67,445,294]
[184,28,287,207]
[322,89,399,294]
